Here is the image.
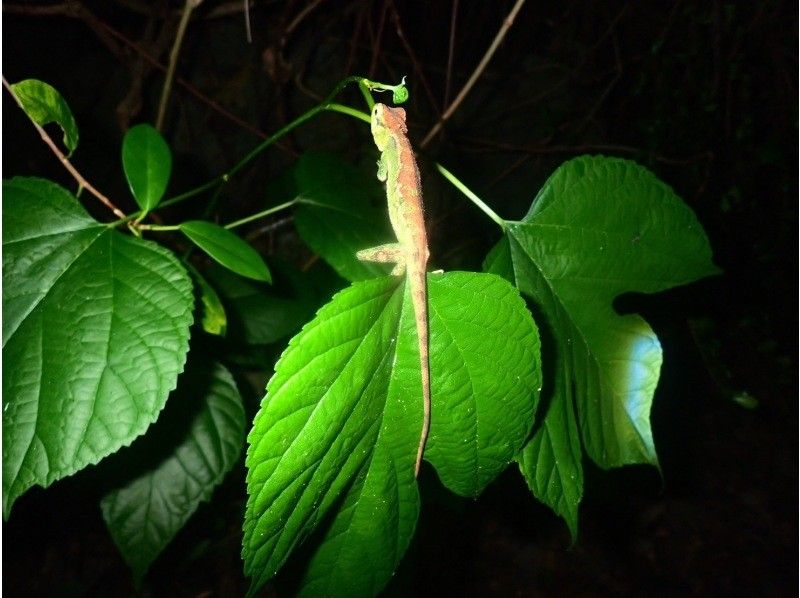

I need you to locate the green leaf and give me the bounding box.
[243,277,412,595]
[101,360,245,581]
[185,262,227,336]
[516,362,583,540]
[243,272,540,595]
[296,442,417,597]
[423,273,541,497]
[485,155,719,533]
[2,177,194,519]
[122,124,172,214]
[204,264,317,346]
[179,220,271,282]
[292,152,393,281]
[9,79,79,155]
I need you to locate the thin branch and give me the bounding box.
[420,0,526,148]
[5,2,126,61]
[3,2,73,16]
[244,216,294,241]
[369,0,389,75]
[244,0,252,43]
[284,0,327,41]
[3,76,126,220]
[386,0,439,112]
[6,1,271,140]
[443,0,459,107]
[156,0,202,131]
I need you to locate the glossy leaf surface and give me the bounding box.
[243,272,540,596]
[485,155,719,534]
[10,79,79,155]
[101,361,245,580]
[2,177,193,518]
[180,220,271,282]
[292,152,393,282]
[122,123,172,213]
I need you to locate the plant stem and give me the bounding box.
[2,76,127,220]
[156,0,202,131]
[436,162,505,231]
[132,76,377,225]
[216,78,371,186]
[223,199,299,230]
[327,103,371,124]
[137,223,181,231]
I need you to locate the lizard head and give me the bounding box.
[371,103,407,152]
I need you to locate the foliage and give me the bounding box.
[2,75,717,597]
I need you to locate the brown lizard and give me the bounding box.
[357,103,430,477]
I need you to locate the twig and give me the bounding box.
[117,14,172,131]
[284,0,327,41]
[244,0,252,43]
[443,0,459,107]
[3,2,73,16]
[3,76,126,220]
[386,0,439,112]
[575,29,623,135]
[420,0,526,148]
[156,0,203,131]
[6,1,272,140]
[369,0,389,75]
[5,2,126,62]
[244,216,294,241]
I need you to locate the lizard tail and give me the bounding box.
[413,283,431,478]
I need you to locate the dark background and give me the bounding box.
[3,1,797,595]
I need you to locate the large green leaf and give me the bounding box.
[243,272,540,596]
[484,155,719,534]
[2,177,194,519]
[292,152,393,282]
[424,273,541,497]
[101,360,245,581]
[10,79,79,155]
[122,123,172,214]
[180,220,271,282]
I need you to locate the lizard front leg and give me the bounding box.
[356,243,407,276]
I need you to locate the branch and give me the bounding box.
[156,0,203,131]
[386,0,439,113]
[420,0,526,148]
[3,76,126,220]
[5,1,271,141]
[443,0,460,107]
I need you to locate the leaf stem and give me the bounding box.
[2,75,127,220]
[436,162,506,231]
[327,103,371,124]
[223,199,299,230]
[137,224,181,231]
[151,77,376,216]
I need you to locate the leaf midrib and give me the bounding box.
[3,226,107,347]
[509,228,649,462]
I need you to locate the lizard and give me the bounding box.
[357,102,430,477]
